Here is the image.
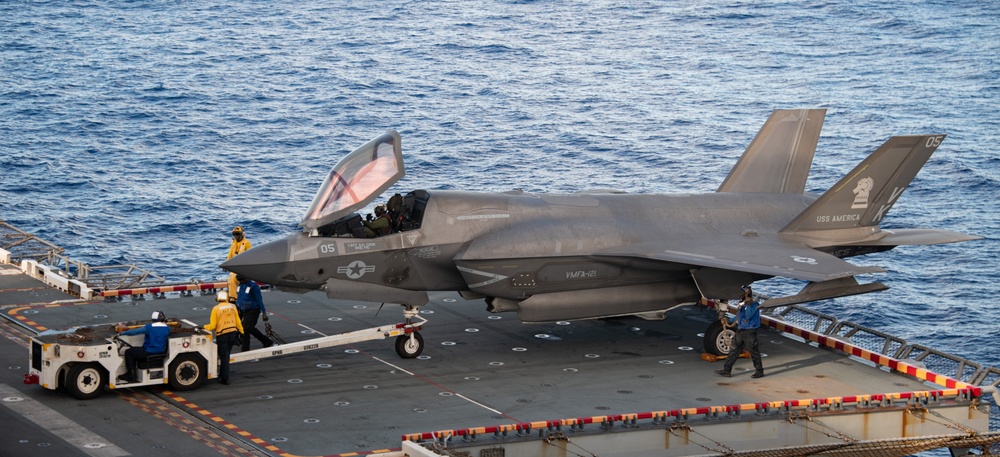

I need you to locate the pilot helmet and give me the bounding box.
[374,204,387,216]
[216,290,229,303]
[151,310,166,322]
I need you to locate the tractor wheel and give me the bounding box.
[66,363,106,400]
[168,354,207,391]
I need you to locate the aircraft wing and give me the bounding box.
[594,233,884,283]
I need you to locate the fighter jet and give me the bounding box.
[222,109,981,356]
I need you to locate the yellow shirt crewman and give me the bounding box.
[226,226,251,299]
[204,291,244,385]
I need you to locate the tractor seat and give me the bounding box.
[136,353,167,369]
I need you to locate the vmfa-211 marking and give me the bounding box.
[222,110,980,355]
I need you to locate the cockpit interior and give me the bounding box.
[314,190,429,238]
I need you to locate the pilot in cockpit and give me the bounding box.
[362,204,392,237]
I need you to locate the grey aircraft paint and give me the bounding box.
[221,110,981,353]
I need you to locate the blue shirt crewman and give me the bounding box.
[236,275,273,351]
[715,285,764,378]
[118,310,171,383]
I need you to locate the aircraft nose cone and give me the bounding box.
[220,237,291,285]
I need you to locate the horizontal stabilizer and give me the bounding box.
[760,277,889,309]
[852,228,983,246]
[595,233,884,283]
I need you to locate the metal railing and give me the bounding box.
[1,220,164,291]
[763,302,1000,433]
[1,220,64,263]
[763,303,989,385]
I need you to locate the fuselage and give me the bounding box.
[225,189,819,310]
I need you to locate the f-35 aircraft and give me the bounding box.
[222,109,981,356]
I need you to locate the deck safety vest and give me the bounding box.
[207,302,243,336]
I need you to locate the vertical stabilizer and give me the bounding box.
[717,109,826,194]
[780,135,945,234]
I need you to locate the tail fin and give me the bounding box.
[717,108,826,194]
[780,135,945,235]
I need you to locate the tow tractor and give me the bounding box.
[24,308,427,400]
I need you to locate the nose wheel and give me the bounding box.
[395,305,426,358]
[395,332,424,358]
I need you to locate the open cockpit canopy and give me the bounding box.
[300,131,405,231]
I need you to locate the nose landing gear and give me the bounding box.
[395,305,425,359]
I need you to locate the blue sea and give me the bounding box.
[2,0,998,441]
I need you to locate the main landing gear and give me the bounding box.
[703,319,736,357]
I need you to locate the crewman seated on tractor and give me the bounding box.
[117,310,171,383]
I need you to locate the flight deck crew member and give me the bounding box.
[714,285,765,378]
[227,226,252,300]
[204,290,244,385]
[362,204,391,237]
[118,310,171,383]
[236,275,273,351]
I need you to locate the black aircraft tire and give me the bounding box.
[704,320,735,357]
[395,332,424,359]
[66,363,106,400]
[168,354,207,391]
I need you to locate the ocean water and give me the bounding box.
[2,0,998,440]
